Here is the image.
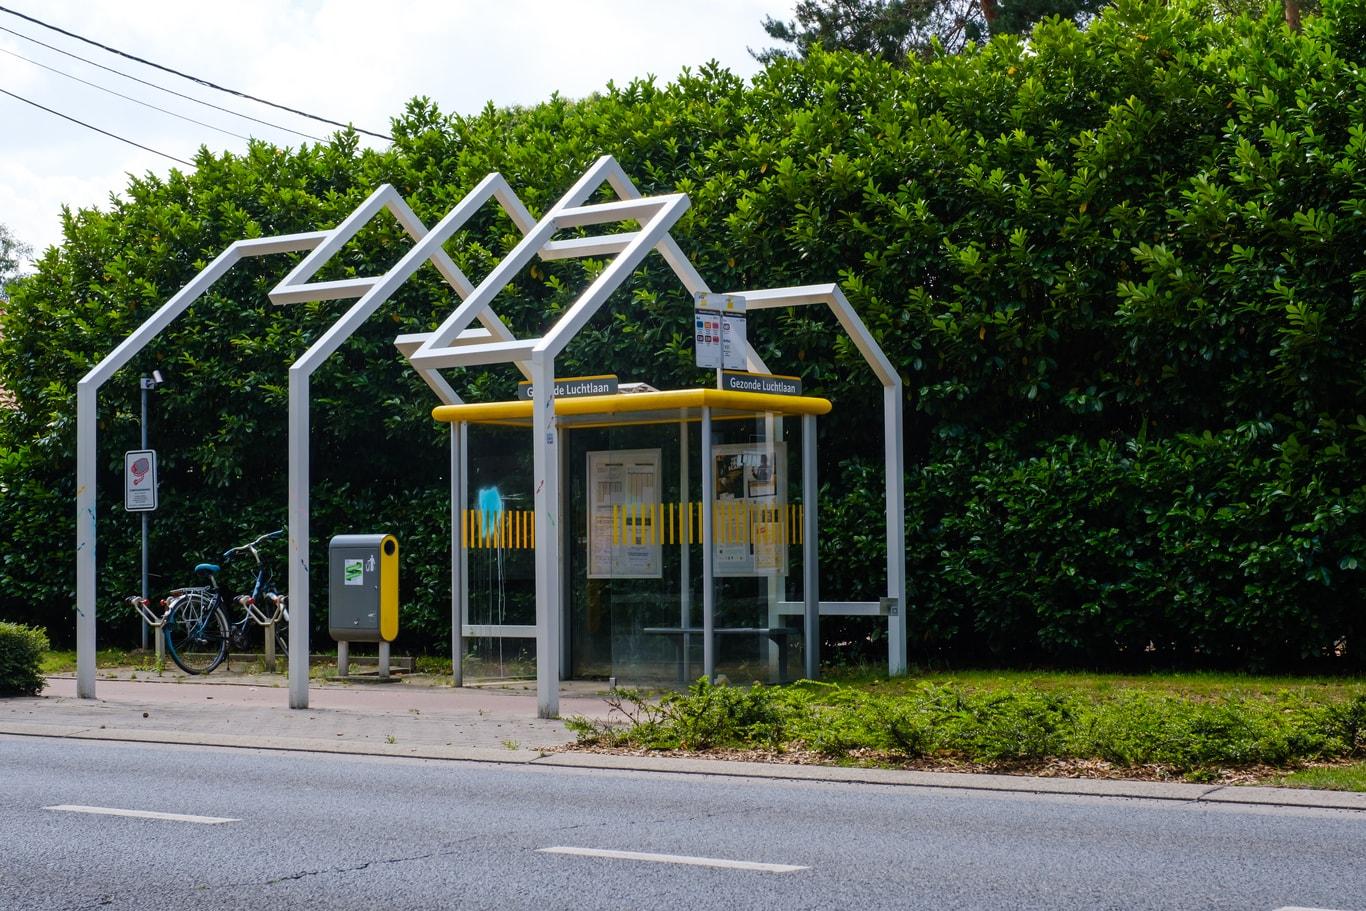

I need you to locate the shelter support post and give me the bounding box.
[76,381,97,698]
[885,382,907,676]
[450,422,464,687]
[531,355,561,717]
[287,367,311,708]
[678,424,691,682]
[765,414,783,679]
[558,428,571,677]
[700,406,715,682]
[139,381,150,651]
[458,422,470,679]
[802,413,819,680]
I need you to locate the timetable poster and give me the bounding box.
[712,442,786,577]
[587,449,662,579]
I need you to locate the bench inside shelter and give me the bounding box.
[643,626,801,684]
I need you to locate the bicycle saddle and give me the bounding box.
[194,563,220,575]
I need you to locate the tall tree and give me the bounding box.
[0,223,29,299]
[754,0,1108,61]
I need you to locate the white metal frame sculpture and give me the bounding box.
[400,156,906,716]
[74,155,906,718]
[75,177,539,708]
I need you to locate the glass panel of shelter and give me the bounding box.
[463,423,536,680]
[708,411,806,687]
[459,408,807,688]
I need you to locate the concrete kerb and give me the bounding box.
[4,677,1363,813]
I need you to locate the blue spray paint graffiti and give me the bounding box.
[477,486,504,538]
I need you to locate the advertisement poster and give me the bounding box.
[712,442,786,577]
[587,449,662,579]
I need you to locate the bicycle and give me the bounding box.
[159,529,288,675]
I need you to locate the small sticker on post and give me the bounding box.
[343,559,364,586]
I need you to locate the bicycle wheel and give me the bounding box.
[164,592,229,674]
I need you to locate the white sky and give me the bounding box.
[0,0,784,262]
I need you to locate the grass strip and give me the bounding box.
[1268,761,1366,792]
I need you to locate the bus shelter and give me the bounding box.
[437,387,828,694]
[73,154,903,718]
[399,157,908,718]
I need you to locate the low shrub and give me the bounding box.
[0,621,48,696]
[567,679,1366,776]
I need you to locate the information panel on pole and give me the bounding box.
[721,313,747,370]
[694,311,721,369]
[124,449,158,512]
[694,292,745,370]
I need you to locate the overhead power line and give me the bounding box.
[0,86,193,166]
[0,45,251,141]
[0,23,326,143]
[0,5,394,142]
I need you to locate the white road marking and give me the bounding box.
[538,846,807,873]
[1274,906,1353,911]
[45,805,239,825]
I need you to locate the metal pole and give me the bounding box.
[140,381,149,651]
[558,427,571,676]
[700,406,715,683]
[263,620,276,672]
[450,422,463,687]
[287,366,311,708]
[531,355,560,718]
[765,413,782,680]
[76,381,98,698]
[885,382,907,676]
[802,414,819,680]
[678,423,691,683]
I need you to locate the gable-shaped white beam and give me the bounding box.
[75,231,329,699]
[76,174,543,708]
[407,190,692,367]
[408,155,770,375]
[725,283,906,675]
[272,176,542,708]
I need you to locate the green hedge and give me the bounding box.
[0,1,1362,667]
[0,621,48,696]
[818,424,1365,667]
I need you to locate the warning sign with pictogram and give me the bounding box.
[124,449,158,512]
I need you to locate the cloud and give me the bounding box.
[0,0,786,254]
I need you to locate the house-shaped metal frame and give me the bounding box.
[73,156,905,717]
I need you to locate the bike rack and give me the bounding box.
[124,596,166,668]
[238,593,288,672]
[132,586,288,674]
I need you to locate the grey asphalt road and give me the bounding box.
[1,734,1362,911]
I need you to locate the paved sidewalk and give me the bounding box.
[3,675,1364,813]
[4,675,606,755]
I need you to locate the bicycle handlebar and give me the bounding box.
[221,529,286,561]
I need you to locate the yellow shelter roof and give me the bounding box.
[432,388,831,428]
